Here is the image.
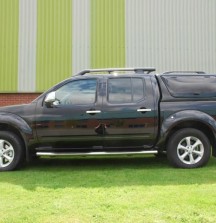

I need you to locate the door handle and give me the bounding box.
[86,110,101,114]
[137,108,152,112]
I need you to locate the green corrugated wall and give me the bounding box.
[0,0,18,92]
[36,0,72,92]
[91,0,125,68]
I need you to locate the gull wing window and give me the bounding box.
[162,75,216,98]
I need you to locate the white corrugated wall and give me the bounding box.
[125,0,216,73]
[18,0,37,92]
[72,0,90,74]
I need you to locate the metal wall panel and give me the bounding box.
[72,0,90,75]
[91,0,125,69]
[36,0,72,92]
[18,0,37,92]
[0,0,19,92]
[1,0,216,93]
[125,0,216,73]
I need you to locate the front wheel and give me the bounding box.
[167,128,211,168]
[0,131,24,171]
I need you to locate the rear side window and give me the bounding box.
[162,75,216,98]
[108,78,144,103]
[132,78,144,101]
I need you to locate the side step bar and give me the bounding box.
[36,150,158,157]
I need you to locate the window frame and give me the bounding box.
[54,78,98,106]
[107,77,146,105]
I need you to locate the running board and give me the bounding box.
[36,150,158,157]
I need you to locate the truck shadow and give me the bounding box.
[1,156,216,190]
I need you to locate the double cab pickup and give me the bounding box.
[0,68,216,171]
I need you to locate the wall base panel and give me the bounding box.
[0,93,41,106]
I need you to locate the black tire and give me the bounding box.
[167,128,211,168]
[0,131,25,171]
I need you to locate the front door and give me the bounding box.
[35,78,103,149]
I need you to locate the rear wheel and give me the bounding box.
[0,131,24,171]
[167,128,211,168]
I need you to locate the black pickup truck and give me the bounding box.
[1,68,216,171]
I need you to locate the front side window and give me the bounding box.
[108,78,144,104]
[55,79,97,105]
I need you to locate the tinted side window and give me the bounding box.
[56,79,97,105]
[108,78,144,104]
[132,78,144,101]
[108,78,132,103]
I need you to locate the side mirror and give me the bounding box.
[44,92,57,107]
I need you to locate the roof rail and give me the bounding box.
[75,67,156,76]
[162,71,206,75]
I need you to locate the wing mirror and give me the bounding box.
[44,92,59,107]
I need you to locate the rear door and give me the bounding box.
[102,75,158,148]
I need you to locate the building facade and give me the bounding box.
[0,0,216,105]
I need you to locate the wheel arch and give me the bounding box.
[157,110,216,156]
[165,121,215,151]
[0,113,33,161]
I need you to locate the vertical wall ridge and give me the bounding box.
[18,0,37,92]
[91,0,125,69]
[36,0,72,92]
[0,0,18,92]
[72,0,90,75]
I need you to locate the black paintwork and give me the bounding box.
[1,71,216,160]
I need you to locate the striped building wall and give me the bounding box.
[0,0,216,95]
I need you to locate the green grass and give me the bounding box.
[1,156,216,223]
